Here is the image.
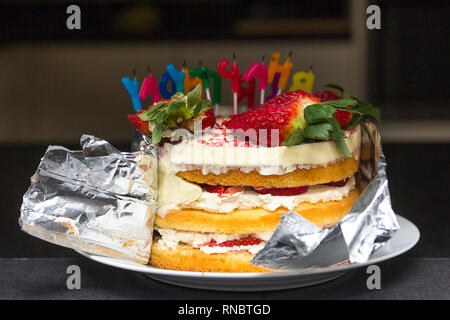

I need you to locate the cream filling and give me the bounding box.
[157,176,355,216]
[160,125,360,176]
[155,227,272,254]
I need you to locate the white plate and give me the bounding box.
[76,215,420,291]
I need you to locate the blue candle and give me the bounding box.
[121,76,142,111]
[159,72,176,99]
[166,64,185,94]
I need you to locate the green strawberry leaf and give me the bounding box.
[138,102,168,121]
[304,122,333,140]
[335,138,351,157]
[193,99,211,117]
[166,100,185,115]
[151,124,162,145]
[304,104,336,123]
[352,97,381,122]
[187,84,202,109]
[282,128,305,146]
[322,98,357,109]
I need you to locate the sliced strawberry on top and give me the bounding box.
[127,109,151,135]
[313,90,352,128]
[223,90,320,146]
[253,186,309,196]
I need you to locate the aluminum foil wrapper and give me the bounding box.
[252,122,400,270]
[19,134,158,264]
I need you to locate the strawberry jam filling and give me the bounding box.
[253,186,309,196]
[201,237,261,248]
[324,178,349,187]
[202,178,350,198]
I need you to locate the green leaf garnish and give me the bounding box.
[282,128,305,146]
[304,104,336,123]
[304,122,333,140]
[280,85,379,157]
[130,84,213,145]
[187,84,202,109]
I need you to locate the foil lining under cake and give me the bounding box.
[251,122,400,269]
[19,134,157,264]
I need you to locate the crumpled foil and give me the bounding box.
[251,122,400,270]
[19,134,158,264]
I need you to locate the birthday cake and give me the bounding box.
[126,59,380,272]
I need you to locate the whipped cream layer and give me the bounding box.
[158,176,355,216]
[155,227,272,254]
[160,125,360,176]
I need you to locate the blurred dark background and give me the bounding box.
[0,0,448,259]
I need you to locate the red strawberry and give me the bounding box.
[223,90,320,146]
[127,109,151,135]
[313,90,352,128]
[312,90,340,102]
[199,109,216,130]
[204,185,227,195]
[224,186,243,195]
[253,186,309,196]
[203,185,243,196]
[333,108,352,128]
[202,237,261,247]
[324,178,349,187]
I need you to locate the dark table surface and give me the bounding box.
[1,142,449,299]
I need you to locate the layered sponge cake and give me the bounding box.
[128,85,370,272]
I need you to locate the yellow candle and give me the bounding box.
[289,69,315,93]
[268,52,294,91]
[183,68,203,96]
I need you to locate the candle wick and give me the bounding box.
[233,52,236,62]
[288,51,293,59]
[309,65,314,72]
[132,68,137,78]
[262,56,265,63]
[147,66,151,74]
[183,60,186,68]
[198,60,202,66]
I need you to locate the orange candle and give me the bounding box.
[183,68,203,95]
[268,52,294,94]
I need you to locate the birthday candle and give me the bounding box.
[183,68,203,95]
[238,77,256,109]
[268,52,294,95]
[242,59,268,105]
[189,65,211,100]
[166,64,185,94]
[217,57,240,114]
[158,71,176,99]
[139,68,160,104]
[189,64,222,114]
[289,67,315,93]
[266,73,281,102]
[121,71,142,111]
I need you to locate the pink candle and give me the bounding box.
[217,57,240,114]
[139,68,160,104]
[238,77,256,109]
[242,59,268,105]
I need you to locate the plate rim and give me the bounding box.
[76,214,420,279]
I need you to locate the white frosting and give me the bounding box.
[158,176,355,216]
[155,227,272,254]
[160,125,360,176]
